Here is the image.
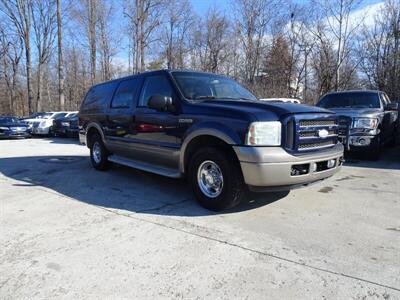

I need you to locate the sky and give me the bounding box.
[190,0,385,15]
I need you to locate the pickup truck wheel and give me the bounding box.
[90,133,110,170]
[189,147,245,211]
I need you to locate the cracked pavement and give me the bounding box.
[1,138,399,299]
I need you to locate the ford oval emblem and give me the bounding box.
[318,129,329,138]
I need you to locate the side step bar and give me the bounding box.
[108,155,181,178]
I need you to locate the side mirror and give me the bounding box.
[385,102,399,111]
[148,95,173,112]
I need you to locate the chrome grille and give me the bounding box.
[298,140,336,150]
[338,116,352,137]
[295,117,338,152]
[299,130,336,138]
[299,120,336,127]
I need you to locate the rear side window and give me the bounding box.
[138,75,175,107]
[82,82,116,111]
[111,78,141,109]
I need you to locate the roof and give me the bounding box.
[89,69,226,88]
[325,90,381,95]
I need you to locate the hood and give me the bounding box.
[189,100,332,121]
[327,107,383,119]
[23,118,45,123]
[57,116,78,122]
[0,122,28,128]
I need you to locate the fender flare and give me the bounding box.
[85,122,105,146]
[179,122,242,173]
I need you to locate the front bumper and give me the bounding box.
[79,132,86,145]
[54,127,79,136]
[234,144,344,191]
[339,134,379,151]
[0,131,31,139]
[31,127,50,135]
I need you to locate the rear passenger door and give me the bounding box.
[104,77,142,157]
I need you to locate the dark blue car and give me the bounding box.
[0,116,31,139]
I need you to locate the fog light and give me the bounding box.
[359,138,366,145]
[312,163,317,172]
[327,159,336,168]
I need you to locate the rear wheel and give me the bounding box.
[189,147,245,211]
[90,133,110,170]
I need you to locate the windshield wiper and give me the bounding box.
[194,96,216,100]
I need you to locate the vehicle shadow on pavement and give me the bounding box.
[343,146,400,170]
[0,155,288,216]
[29,136,80,145]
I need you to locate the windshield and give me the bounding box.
[172,72,257,101]
[66,113,78,118]
[0,117,18,124]
[317,92,381,109]
[28,112,52,119]
[51,113,68,119]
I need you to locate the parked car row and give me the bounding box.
[0,116,31,139]
[0,111,79,139]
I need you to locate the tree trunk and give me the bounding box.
[57,0,65,110]
[25,39,34,114]
[89,0,97,84]
[36,62,43,111]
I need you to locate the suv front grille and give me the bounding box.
[285,115,339,152]
[298,140,336,150]
[299,120,336,127]
[338,116,352,137]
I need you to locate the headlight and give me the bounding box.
[0,126,10,131]
[352,118,378,129]
[39,121,48,127]
[246,121,281,146]
[61,122,70,127]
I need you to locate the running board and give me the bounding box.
[108,155,181,178]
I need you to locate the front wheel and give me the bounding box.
[90,133,110,170]
[189,147,245,211]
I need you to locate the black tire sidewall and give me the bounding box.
[189,147,244,211]
[90,134,109,170]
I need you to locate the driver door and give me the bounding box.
[133,74,181,169]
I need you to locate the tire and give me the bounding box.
[189,147,245,211]
[89,133,110,170]
[367,134,381,160]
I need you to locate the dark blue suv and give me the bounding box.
[79,70,343,211]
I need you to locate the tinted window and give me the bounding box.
[83,82,117,111]
[138,75,175,107]
[111,78,141,108]
[172,71,257,101]
[52,113,68,119]
[317,92,381,109]
[0,117,18,124]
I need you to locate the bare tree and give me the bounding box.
[124,0,162,73]
[97,0,116,81]
[32,0,57,111]
[0,26,23,114]
[0,0,34,114]
[57,0,65,110]
[359,0,400,100]
[88,0,97,84]
[313,0,363,91]
[233,0,277,86]
[161,0,194,69]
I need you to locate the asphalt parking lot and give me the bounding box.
[1,138,399,299]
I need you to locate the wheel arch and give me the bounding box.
[180,127,242,174]
[85,123,105,148]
